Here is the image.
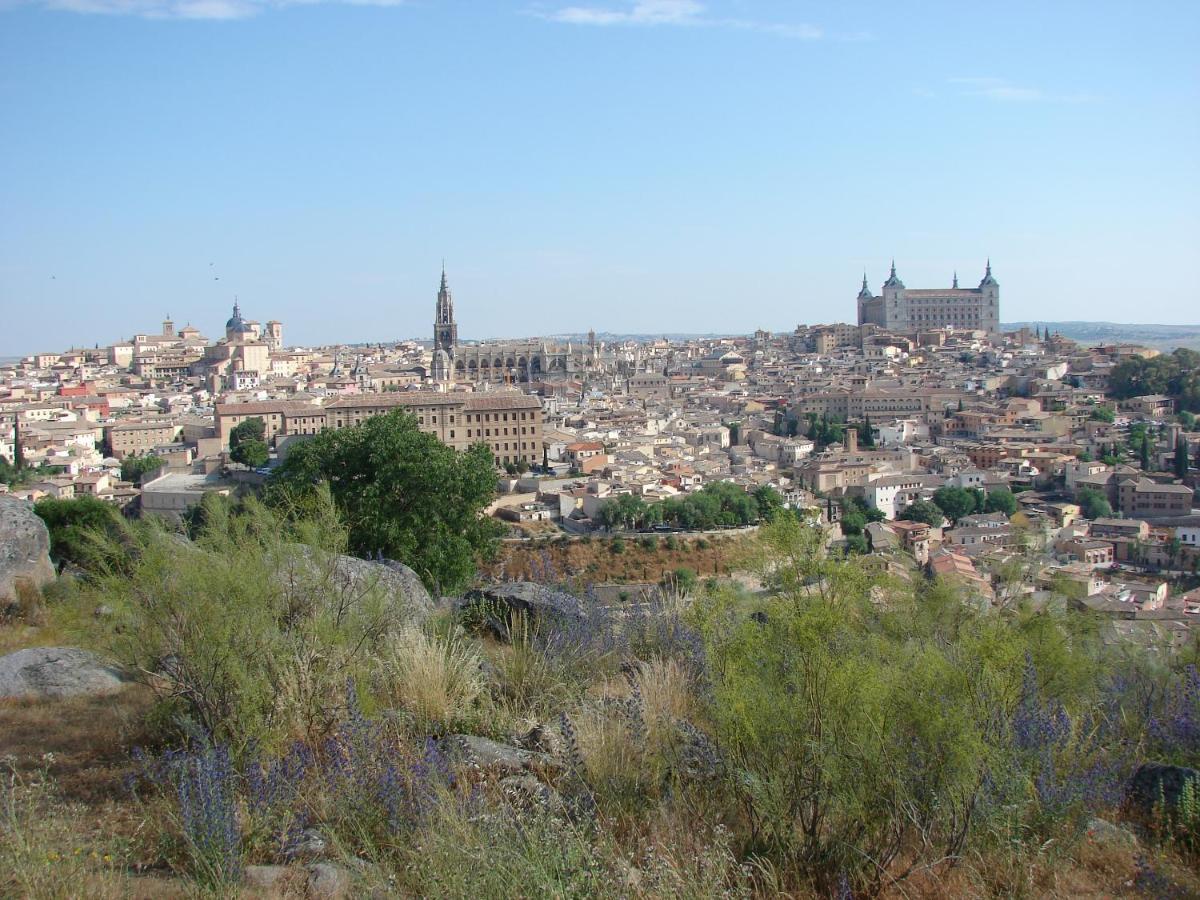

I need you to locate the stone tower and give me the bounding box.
[433,265,458,355]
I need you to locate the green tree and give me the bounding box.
[983,487,1018,516]
[1089,405,1115,423]
[859,414,875,448]
[1175,435,1190,480]
[899,499,944,527]
[1140,431,1152,472]
[1076,487,1113,520]
[120,454,166,484]
[752,484,783,522]
[932,486,979,523]
[229,416,270,468]
[268,410,502,593]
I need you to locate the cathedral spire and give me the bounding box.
[953,271,958,289]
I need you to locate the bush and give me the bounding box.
[610,536,625,555]
[82,493,410,752]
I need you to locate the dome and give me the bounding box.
[225,300,253,333]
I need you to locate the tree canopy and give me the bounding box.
[120,454,165,484]
[1108,348,1200,412]
[932,486,978,523]
[1076,487,1113,520]
[899,499,944,527]
[229,417,269,469]
[267,410,502,593]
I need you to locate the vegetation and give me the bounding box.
[1076,487,1114,520]
[119,454,165,484]
[228,416,269,469]
[596,483,782,533]
[33,495,129,571]
[5,503,1200,898]
[899,498,945,527]
[1109,347,1200,412]
[268,409,503,593]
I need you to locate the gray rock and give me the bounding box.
[514,721,563,756]
[306,862,350,899]
[0,497,56,609]
[499,774,565,814]
[456,581,585,640]
[1086,817,1138,849]
[0,647,127,699]
[1127,762,1200,817]
[284,827,328,861]
[448,734,564,777]
[243,864,291,889]
[277,545,434,625]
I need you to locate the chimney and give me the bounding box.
[844,428,858,453]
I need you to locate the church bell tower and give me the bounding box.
[433,265,458,354]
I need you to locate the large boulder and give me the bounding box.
[1126,762,1200,818]
[0,647,127,699]
[456,582,585,640]
[276,545,434,625]
[447,734,564,777]
[0,497,56,609]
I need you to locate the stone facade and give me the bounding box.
[858,262,1000,334]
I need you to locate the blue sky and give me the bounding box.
[1,0,1197,355]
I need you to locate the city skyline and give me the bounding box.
[2,1,1199,355]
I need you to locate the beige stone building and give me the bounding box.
[108,420,183,458]
[216,390,543,469]
[858,262,1000,334]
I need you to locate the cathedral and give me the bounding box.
[857,261,1000,334]
[429,268,613,384]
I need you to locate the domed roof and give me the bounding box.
[226,300,253,333]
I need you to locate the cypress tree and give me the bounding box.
[1176,435,1190,480]
[1140,432,1152,471]
[12,417,23,470]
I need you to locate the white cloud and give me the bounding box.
[541,0,823,39]
[950,76,1093,104]
[18,0,404,19]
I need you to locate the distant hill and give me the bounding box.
[1003,321,1200,352]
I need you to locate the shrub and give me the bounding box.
[82,493,408,753]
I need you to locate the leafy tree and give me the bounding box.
[1140,431,1152,472]
[899,499,944,527]
[268,410,502,593]
[120,454,166,484]
[1109,348,1200,412]
[932,486,979,523]
[1088,405,1115,423]
[984,487,1018,516]
[229,417,270,468]
[858,414,875,448]
[1076,487,1113,520]
[752,485,783,522]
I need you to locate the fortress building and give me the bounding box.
[857,261,999,334]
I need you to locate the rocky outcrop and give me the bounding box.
[0,497,56,609]
[0,647,127,699]
[276,545,434,625]
[456,582,585,640]
[1126,762,1199,818]
[447,734,564,777]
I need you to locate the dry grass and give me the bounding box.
[376,625,485,732]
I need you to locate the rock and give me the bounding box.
[514,721,562,756]
[276,545,434,625]
[0,497,56,609]
[456,582,585,640]
[1126,762,1200,818]
[1086,817,1138,849]
[306,862,350,899]
[448,734,564,777]
[0,647,127,699]
[284,827,328,861]
[244,864,291,890]
[498,774,565,814]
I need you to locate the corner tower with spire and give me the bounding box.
[433,264,458,355]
